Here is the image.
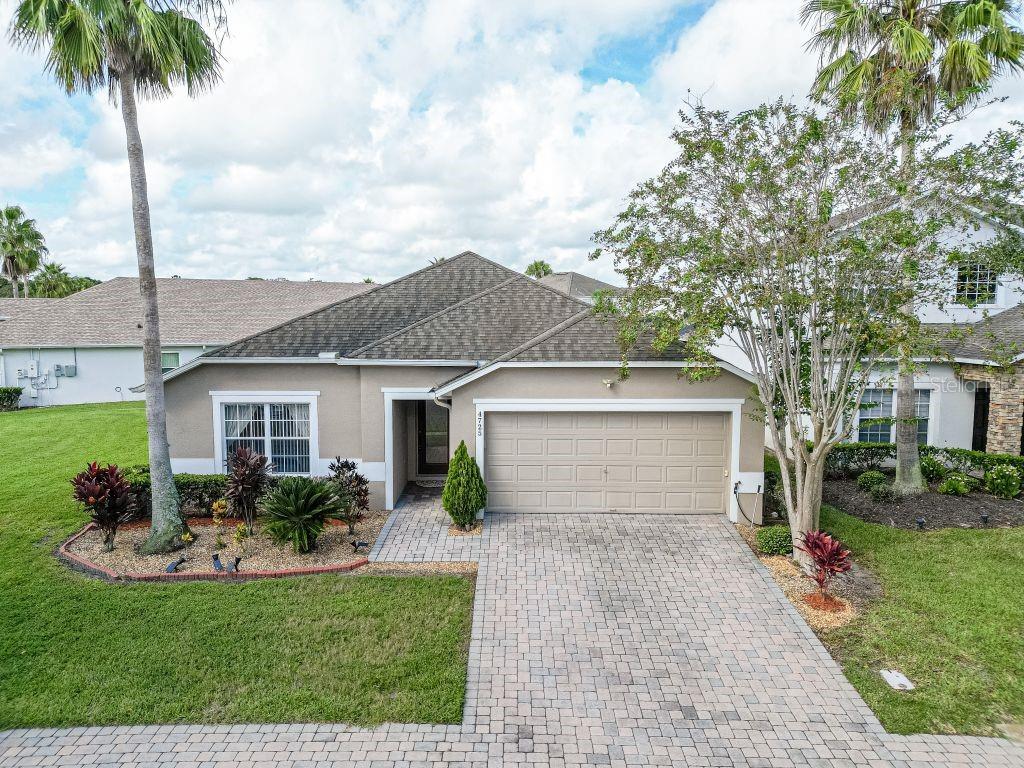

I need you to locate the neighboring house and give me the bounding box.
[0,277,369,407]
[163,252,765,520]
[537,271,621,304]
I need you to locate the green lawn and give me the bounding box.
[0,402,474,729]
[821,504,1024,736]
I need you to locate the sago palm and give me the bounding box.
[9,0,228,553]
[802,0,1024,493]
[0,205,48,298]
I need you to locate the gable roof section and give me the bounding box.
[209,252,517,358]
[349,274,586,360]
[0,278,370,348]
[537,272,621,302]
[502,311,689,362]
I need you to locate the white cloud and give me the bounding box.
[3,0,1023,288]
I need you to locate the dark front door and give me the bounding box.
[417,400,450,474]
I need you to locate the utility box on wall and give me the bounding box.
[64,364,77,377]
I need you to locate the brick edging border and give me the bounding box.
[56,523,369,583]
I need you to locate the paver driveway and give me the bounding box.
[2,494,1022,767]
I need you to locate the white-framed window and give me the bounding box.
[160,351,181,374]
[212,392,319,475]
[955,262,998,305]
[857,388,930,445]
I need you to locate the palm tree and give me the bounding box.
[525,259,553,278]
[10,0,227,553]
[802,0,1024,493]
[0,205,47,298]
[31,262,75,297]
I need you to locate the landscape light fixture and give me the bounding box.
[915,517,925,531]
[981,512,990,526]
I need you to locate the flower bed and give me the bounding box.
[60,511,390,582]
[823,478,1024,529]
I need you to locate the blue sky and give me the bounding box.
[1,0,1020,286]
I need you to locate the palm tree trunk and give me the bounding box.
[894,121,924,494]
[117,70,186,554]
[21,277,29,297]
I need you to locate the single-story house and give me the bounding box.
[163,252,766,521]
[0,277,368,407]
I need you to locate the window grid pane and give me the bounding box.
[955,262,997,305]
[160,351,180,374]
[223,403,266,470]
[269,403,310,474]
[915,390,930,445]
[858,388,892,443]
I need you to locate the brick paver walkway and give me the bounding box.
[2,492,1021,767]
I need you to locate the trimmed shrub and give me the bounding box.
[823,442,895,478]
[121,465,228,518]
[938,472,971,496]
[856,470,888,491]
[985,464,1021,500]
[756,525,792,556]
[261,477,346,553]
[0,386,22,411]
[225,447,271,529]
[442,440,487,530]
[868,483,898,504]
[797,530,852,598]
[71,462,134,551]
[920,454,947,483]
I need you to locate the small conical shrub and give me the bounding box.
[442,440,487,529]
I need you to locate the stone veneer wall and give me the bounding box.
[958,364,1024,455]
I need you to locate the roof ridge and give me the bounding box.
[204,251,487,358]
[491,307,594,364]
[345,274,522,358]
[429,308,595,394]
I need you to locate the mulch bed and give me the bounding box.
[63,511,390,581]
[823,479,1024,530]
[735,523,882,631]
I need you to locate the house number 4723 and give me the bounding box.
[476,411,484,437]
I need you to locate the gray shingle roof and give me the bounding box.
[537,272,621,303]
[350,275,586,360]
[502,311,690,362]
[927,305,1024,363]
[0,298,62,322]
[209,252,521,358]
[0,277,369,348]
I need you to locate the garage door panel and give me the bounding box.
[576,438,605,456]
[606,439,634,456]
[606,465,633,483]
[486,410,728,514]
[636,439,665,456]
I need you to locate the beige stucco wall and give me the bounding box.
[164,363,363,461]
[165,361,764,518]
[448,366,763,473]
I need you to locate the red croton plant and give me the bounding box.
[71,462,133,552]
[797,530,852,599]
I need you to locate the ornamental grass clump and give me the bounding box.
[442,440,487,530]
[796,530,852,612]
[71,462,133,551]
[985,464,1020,500]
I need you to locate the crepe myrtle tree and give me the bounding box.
[10,0,228,553]
[591,100,1024,561]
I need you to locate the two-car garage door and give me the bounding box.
[484,411,729,514]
